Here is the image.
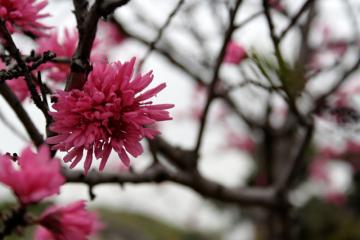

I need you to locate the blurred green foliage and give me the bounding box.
[0,202,218,240]
[298,198,360,240]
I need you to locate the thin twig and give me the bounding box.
[193,0,243,157]
[278,0,315,41]
[0,18,52,126]
[138,0,185,70]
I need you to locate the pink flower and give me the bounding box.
[267,0,285,12]
[35,200,102,240]
[224,41,247,64]
[309,157,330,183]
[37,28,105,82]
[325,191,347,206]
[227,132,256,153]
[7,78,30,101]
[0,145,64,205]
[0,0,49,37]
[34,226,55,240]
[47,58,174,174]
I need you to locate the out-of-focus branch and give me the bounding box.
[153,137,197,170]
[193,0,244,157]
[64,164,167,185]
[139,0,185,69]
[235,10,263,29]
[100,0,130,16]
[0,207,27,239]
[64,163,277,207]
[0,51,56,83]
[278,0,315,41]
[262,0,309,126]
[0,83,44,146]
[110,16,261,129]
[0,107,28,142]
[313,56,360,112]
[66,0,131,91]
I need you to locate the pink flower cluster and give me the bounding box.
[35,201,102,240]
[47,58,174,174]
[0,145,103,239]
[37,28,105,83]
[0,145,64,205]
[0,0,49,36]
[224,41,247,65]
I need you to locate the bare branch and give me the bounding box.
[193,0,244,157]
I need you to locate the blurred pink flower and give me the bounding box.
[35,200,102,240]
[326,41,348,56]
[345,140,360,153]
[227,132,256,153]
[47,58,174,174]
[267,0,284,12]
[190,84,206,120]
[318,146,342,159]
[6,77,30,101]
[309,157,330,183]
[0,0,49,36]
[37,28,105,82]
[33,226,54,240]
[98,20,125,46]
[224,41,247,65]
[0,145,64,205]
[325,191,347,206]
[0,59,31,102]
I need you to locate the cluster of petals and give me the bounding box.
[37,28,105,82]
[35,200,102,240]
[224,41,247,65]
[47,58,174,174]
[0,0,49,37]
[0,145,64,205]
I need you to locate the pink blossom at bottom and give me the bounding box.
[0,145,64,205]
[35,201,102,240]
[47,58,174,174]
[224,41,247,64]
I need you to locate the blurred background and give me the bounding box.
[1,0,360,239]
